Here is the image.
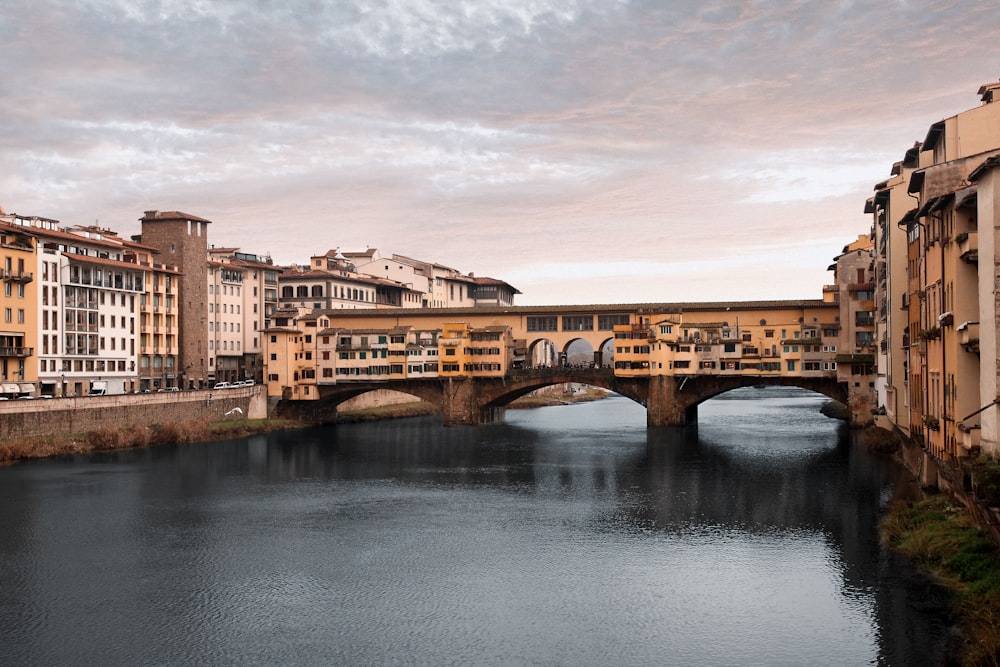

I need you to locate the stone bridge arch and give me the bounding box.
[646,374,848,427]
[273,380,449,424]
[476,368,648,413]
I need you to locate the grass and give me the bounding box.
[882,494,1000,666]
[0,418,302,464]
[336,401,438,422]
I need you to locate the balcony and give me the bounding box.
[958,422,981,451]
[957,231,978,263]
[0,346,33,357]
[0,269,34,283]
[958,321,979,353]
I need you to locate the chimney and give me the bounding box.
[978,81,1000,104]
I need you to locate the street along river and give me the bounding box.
[1,387,950,666]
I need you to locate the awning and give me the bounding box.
[1,383,19,393]
[19,383,35,393]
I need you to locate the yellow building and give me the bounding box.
[0,222,38,396]
[438,323,471,377]
[130,242,181,390]
[826,234,877,418]
[617,305,840,381]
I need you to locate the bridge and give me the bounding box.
[274,366,848,427]
[265,299,863,427]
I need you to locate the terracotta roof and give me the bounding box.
[141,210,213,223]
[64,253,154,273]
[280,268,407,288]
[12,226,151,260]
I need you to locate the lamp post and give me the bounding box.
[60,373,65,398]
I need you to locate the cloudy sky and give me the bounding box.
[1,1,997,305]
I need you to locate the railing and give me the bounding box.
[0,346,33,357]
[0,269,34,282]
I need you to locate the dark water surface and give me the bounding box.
[0,388,949,666]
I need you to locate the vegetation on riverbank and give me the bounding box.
[0,418,301,464]
[881,493,1000,666]
[508,386,610,409]
[336,401,438,422]
[0,388,614,463]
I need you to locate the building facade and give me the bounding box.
[869,80,1000,465]
[139,211,211,389]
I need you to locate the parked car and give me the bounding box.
[213,382,231,389]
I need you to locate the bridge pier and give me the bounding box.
[647,375,695,427]
[441,377,479,426]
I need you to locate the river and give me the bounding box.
[0,387,950,666]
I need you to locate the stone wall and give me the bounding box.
[0,387,266,440]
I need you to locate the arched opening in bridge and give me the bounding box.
[337,388,429,415]
[660,377,849,428]
[564,338,596,368]
[529,339,558,368]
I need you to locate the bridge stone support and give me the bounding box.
[647,375,696,427]
[440,377,480,426]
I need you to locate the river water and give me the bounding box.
[1,388,950,666]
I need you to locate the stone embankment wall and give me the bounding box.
[0,387,266,440]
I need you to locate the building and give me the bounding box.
[207,249,281,383]
[0,215,158,396]
[207,256,247,384]
[139,211,212,389]
[130,241,182,391]
[279,251,416,311]
[827,234,877,422]
[869,79,1000,465]
[867,143,923,438]
[0,218,38,397]
[350,250,519,308]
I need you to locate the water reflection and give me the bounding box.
[0,388,949,666]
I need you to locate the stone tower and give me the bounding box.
[138,210,211,389]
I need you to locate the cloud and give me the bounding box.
[1,0,998,304]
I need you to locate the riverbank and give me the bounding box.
[858,423,1000,665]
[0,388,613,463]
[0,418,301,464]
[881,492,1000,666]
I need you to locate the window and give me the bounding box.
[598,314,630,330]
[526,316,557,332]
[562,316,593,331]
